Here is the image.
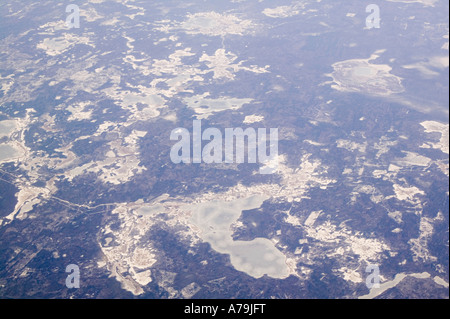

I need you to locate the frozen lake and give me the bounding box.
[189,195,290,279]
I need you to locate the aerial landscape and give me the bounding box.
[0,0,448,299]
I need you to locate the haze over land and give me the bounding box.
[0,0,448,299]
